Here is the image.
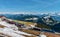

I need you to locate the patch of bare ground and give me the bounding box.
[19,28,60,37]
[0,25,5,28]
[22,34,37,37]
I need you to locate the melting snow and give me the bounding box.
[0,18,32,37]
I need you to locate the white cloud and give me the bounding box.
[0,12,59,15]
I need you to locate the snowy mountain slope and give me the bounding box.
[0,16,60,37]
[0,16,34,37]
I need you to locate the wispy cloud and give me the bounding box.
[0,11,58,15]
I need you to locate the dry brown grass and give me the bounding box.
[0,25,5,28]
[19,29,40,36]
[19,28,60,37]
[22,34,37,37]
[13,20,60,37]
[13,20,36,27]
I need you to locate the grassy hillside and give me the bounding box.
[13,20,36,27]
[13,20,51,29]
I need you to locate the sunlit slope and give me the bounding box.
[13,20,51,29]
[13,20,36,27]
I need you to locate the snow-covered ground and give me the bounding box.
[0,18,33,37]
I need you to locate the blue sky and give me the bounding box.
[0,0,60,14]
